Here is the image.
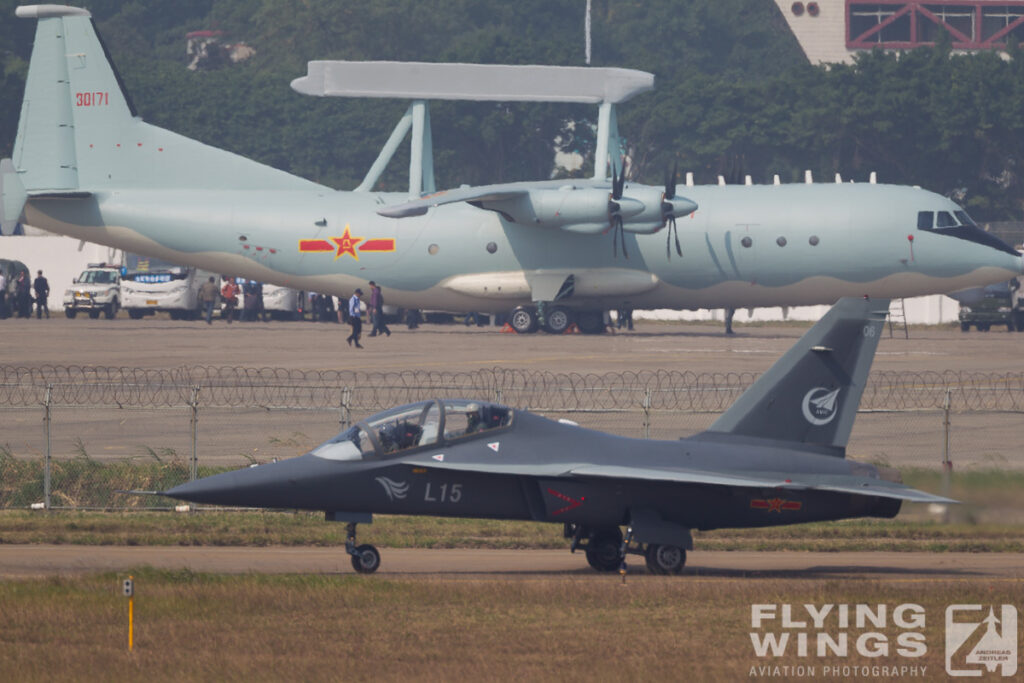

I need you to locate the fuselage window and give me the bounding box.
[917,211,933,230]
[936,211,956,228]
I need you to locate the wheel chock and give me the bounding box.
[500,323,518,333]
[563,323,580,334]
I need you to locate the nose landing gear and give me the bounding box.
[345,522,380,574]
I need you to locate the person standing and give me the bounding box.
[220,276,239,323]
[15,271,31,318]
[0,270,7,319]
[367,281,391,337]
[198,276,219,325]
[33,270,50,319]
[346,288,364,348]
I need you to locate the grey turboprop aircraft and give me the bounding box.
[165,297,953,574]
[3,5,1023,333]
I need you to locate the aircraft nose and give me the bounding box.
[164,454,331,508]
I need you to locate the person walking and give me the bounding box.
[367,281,391,337]
[33,270,50,319]
[220,276,239,323]
[198,275,219,324]
[346,288,364,348]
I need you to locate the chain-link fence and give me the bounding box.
[1,365,1021,509]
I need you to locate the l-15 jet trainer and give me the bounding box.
[165,297,953,574]
[4,6,1023,333]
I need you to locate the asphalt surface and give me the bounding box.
[1,313,1021,375]
[1,546,1021,580]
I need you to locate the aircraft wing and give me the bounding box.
[409,459,955,504]
[377,184,530,218]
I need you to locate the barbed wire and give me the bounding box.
[0,365,1022,412]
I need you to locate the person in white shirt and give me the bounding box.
[346,288,364,348]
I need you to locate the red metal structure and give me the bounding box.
[847,1,1024,49]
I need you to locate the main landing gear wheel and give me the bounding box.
[585,528,623,573]
[644,544,686,575]
[509,306,539,334]
[541,306,572,334]
[350,544,381,574]
[575,309,605,335]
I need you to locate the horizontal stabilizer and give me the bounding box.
[293,62,654,104]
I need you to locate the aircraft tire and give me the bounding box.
[575,309,605,335]
[64,308,76,319]
[644,544,685,575]
[509,306,539,334]
[88,310,101,319]
[541,306,572,334]
[350,544,381,574]
[585,528,623,572]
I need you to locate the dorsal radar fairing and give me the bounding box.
[292,62,655,190]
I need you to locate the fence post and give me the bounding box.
[190,385,200,482]
[340,387,351,429]
[494,388,503,405]
[941,389,952,513]
[43,383,52,510]
[642,388,652,439]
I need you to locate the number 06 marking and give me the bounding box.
[863,324,876,338]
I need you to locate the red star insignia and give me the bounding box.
[331,225,363,260]
[767,498,784,513]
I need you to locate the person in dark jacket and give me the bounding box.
[33,270,50,319]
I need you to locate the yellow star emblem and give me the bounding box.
[331,225,363,260]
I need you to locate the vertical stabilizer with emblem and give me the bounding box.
[12,4,326,193]
[702,297,890,452]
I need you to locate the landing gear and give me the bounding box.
[575,309,605,335]
[566,523,689,575]
[345,522,380,574]
[541,305,572,334]
[645,543,686,575]
[584,528,623,573]
[509,305,539,334]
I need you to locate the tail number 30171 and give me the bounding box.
[75,91,109,107]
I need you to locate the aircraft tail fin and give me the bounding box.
[702,297,890,453]
[12,5,324,193]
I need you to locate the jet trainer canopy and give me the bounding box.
[310,399,513,462]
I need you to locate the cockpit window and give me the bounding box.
[443,400,512,441]
[310,425,374,461]
[364,402,440,455]
[311,399,513,461]
[954,210,976,227]
[916,205,1019,256]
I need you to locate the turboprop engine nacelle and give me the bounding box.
[501,186,696,235]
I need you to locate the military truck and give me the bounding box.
[957,279,1023,332]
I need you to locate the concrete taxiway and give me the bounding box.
[0,546,1021,580]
